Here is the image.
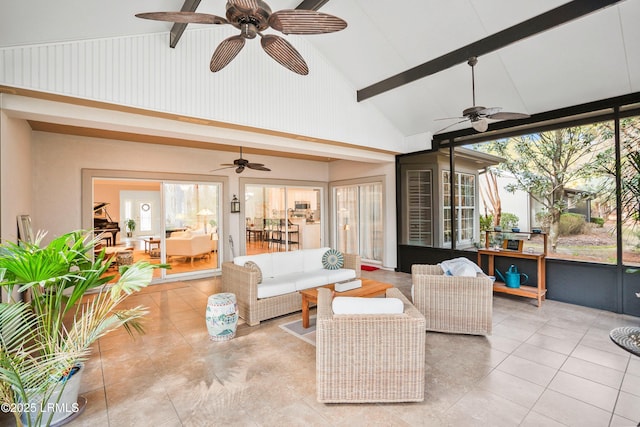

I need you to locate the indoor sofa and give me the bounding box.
[165,230,213,266]
[221,247,361,326]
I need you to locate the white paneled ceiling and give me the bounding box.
[1,0,638,142]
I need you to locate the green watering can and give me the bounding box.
[495,264,528,288]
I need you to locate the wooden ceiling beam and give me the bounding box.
[357,0,623,102]
[296,0,330,10]
[169,0,202,48]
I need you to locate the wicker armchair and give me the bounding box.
[316,287,426,403]
[412,264,493,335]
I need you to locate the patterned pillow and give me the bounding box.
[244,261,262,284]
[322,249,344,270]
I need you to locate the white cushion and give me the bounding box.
[302,247,329,272]
[332,297,404,314]
[257,277,296,298]
[271,251,304,276]
[294,270,329,291]
[325,268,356,283]
[234,253,273,278]
[439,257,483,277]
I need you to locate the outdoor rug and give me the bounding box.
[279,316,316,346]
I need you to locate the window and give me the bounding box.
[443,171,476,247]
[406,170,433,246]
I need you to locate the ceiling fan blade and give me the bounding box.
[260,34,308,75]
[268,10,348,35]
[248,164,271,171]
[434,119,470,135]
[434,116,465,121]
[210,35,245,72]
[227,0,260,11]
[209,165,234,172]
[476,107,502,117]
[135,12,228,25]
[487,111,531,120]
[246,162,265,168]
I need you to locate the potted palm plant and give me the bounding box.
[0,230,163,426]
[125,219,136,237]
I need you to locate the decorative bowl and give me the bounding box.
[532,228,542,234]
[493,226,502,232]
[512,228,520,233]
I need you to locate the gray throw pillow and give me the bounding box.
[244,261,262,284]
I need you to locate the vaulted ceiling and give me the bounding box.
[1,0,638,145]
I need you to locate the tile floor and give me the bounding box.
[4,269,640,426]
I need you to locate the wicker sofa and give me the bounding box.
[221,248,361,326]
[412,264,493,335]
[316,287,426,403]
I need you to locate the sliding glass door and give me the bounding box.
[333,181,383,263]
[244,184,323,254]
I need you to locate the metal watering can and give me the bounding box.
[495,264,528,288]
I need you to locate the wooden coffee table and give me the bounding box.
[299,279,394,328]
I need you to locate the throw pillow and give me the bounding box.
[244,261,262,284]
[322,249,344,270]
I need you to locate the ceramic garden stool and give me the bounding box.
[206,293,239,341]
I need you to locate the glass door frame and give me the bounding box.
[239,177,328,255]
[82,169,230,282]
[330,175,385,264]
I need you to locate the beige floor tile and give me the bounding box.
[571,343,630,372]
[496,354,558,387]
[532,389,612,426]
[512,342,568,369]
[560,356,625,389]
[476,369,545,409]
[31,270,640,427]
[614,390,640,422]
[548,371,619,412]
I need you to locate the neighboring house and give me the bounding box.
[479,171,594,232]
[399,147,502,250]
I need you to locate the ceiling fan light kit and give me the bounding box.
[435,56,530,134]
[136,0,347,75]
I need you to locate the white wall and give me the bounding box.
[0,107,32,242]
[0,28,404,153]
[329,160,396,269]
[31,130,332,257]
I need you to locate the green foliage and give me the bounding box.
[480,215,493,231]
[500,213,519,230]
[590,217,605,227]
[125,219,136,232]
[559,213,586,235]
[0,230,166,426]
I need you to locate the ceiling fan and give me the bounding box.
[135,0,347,75]
[211,147,271,173]
[435,57,530,134]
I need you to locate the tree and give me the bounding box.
[480,169,502,227]
[483,126,612,251]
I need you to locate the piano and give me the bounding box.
[93,202,120,246]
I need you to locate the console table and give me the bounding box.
[477,231,547,307]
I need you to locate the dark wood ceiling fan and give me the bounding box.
[136,0,347,75]
[211,147,270,173]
